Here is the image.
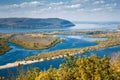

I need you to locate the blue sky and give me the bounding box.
[0,0,120,21]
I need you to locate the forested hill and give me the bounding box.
[0,18,75,29]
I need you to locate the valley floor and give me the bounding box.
[0,31,120,70]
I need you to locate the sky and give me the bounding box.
[0,0,120,22]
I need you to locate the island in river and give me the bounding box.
[0,30,109,55]
[0,30,120,70]
[0,33,62,55]
[25,31,120,61]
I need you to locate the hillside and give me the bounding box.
[0,18,75,29]
[16,53,120,80]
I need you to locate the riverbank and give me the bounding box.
[0,55,63,70]
[0,32,120,67]
[1,45,120,70]
[8,33,63,50]
[0,59,43,70]
[25,31,120,61]
[0,33,63,55]
[0,39,11,55]
[8,38,63,50]
[0,30,106,55]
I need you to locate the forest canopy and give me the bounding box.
[15,53,120,80]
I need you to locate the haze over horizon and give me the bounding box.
[0,0,120,22]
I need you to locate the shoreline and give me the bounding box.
[0,59,43,70]
[8,38,63,50]
[0,55,68,70]
[0,31,120,70]
[0,36,63,56]
[0,45,120,70]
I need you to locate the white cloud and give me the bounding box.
[91,8,103,11]
[72,0,89,3]
[0,0,119,21]
[42,3,81,11]
[49,2,64,6]
[105,3,117,11]
[66,4,81,9]
[105,3,117,7]
[93,1,105,4]
[46,2,65,10]
[0,1,43,9]
[19,1,42,8]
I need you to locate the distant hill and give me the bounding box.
[0,18,75,29]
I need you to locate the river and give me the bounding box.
[0,34,97,65]
[0,22,120,77]
[0,34,120,77]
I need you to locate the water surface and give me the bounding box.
[0,34,97,65]
[0,45,120,77]
[0,22,120,77]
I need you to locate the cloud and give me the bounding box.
[49,2,64,6]
[0,0,119,21]
[72,0,89,3]
[105,3,117,11]
[66,4,81,9]
[105,3,117,8]
[93,0,105,4]
[18,1,42,8]
[42,3,81,11]
[0,1,43,9]
[91,8,103,12]
[47,2,65,10]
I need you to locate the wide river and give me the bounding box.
[0,34,120,77]
[0,22,120,77]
